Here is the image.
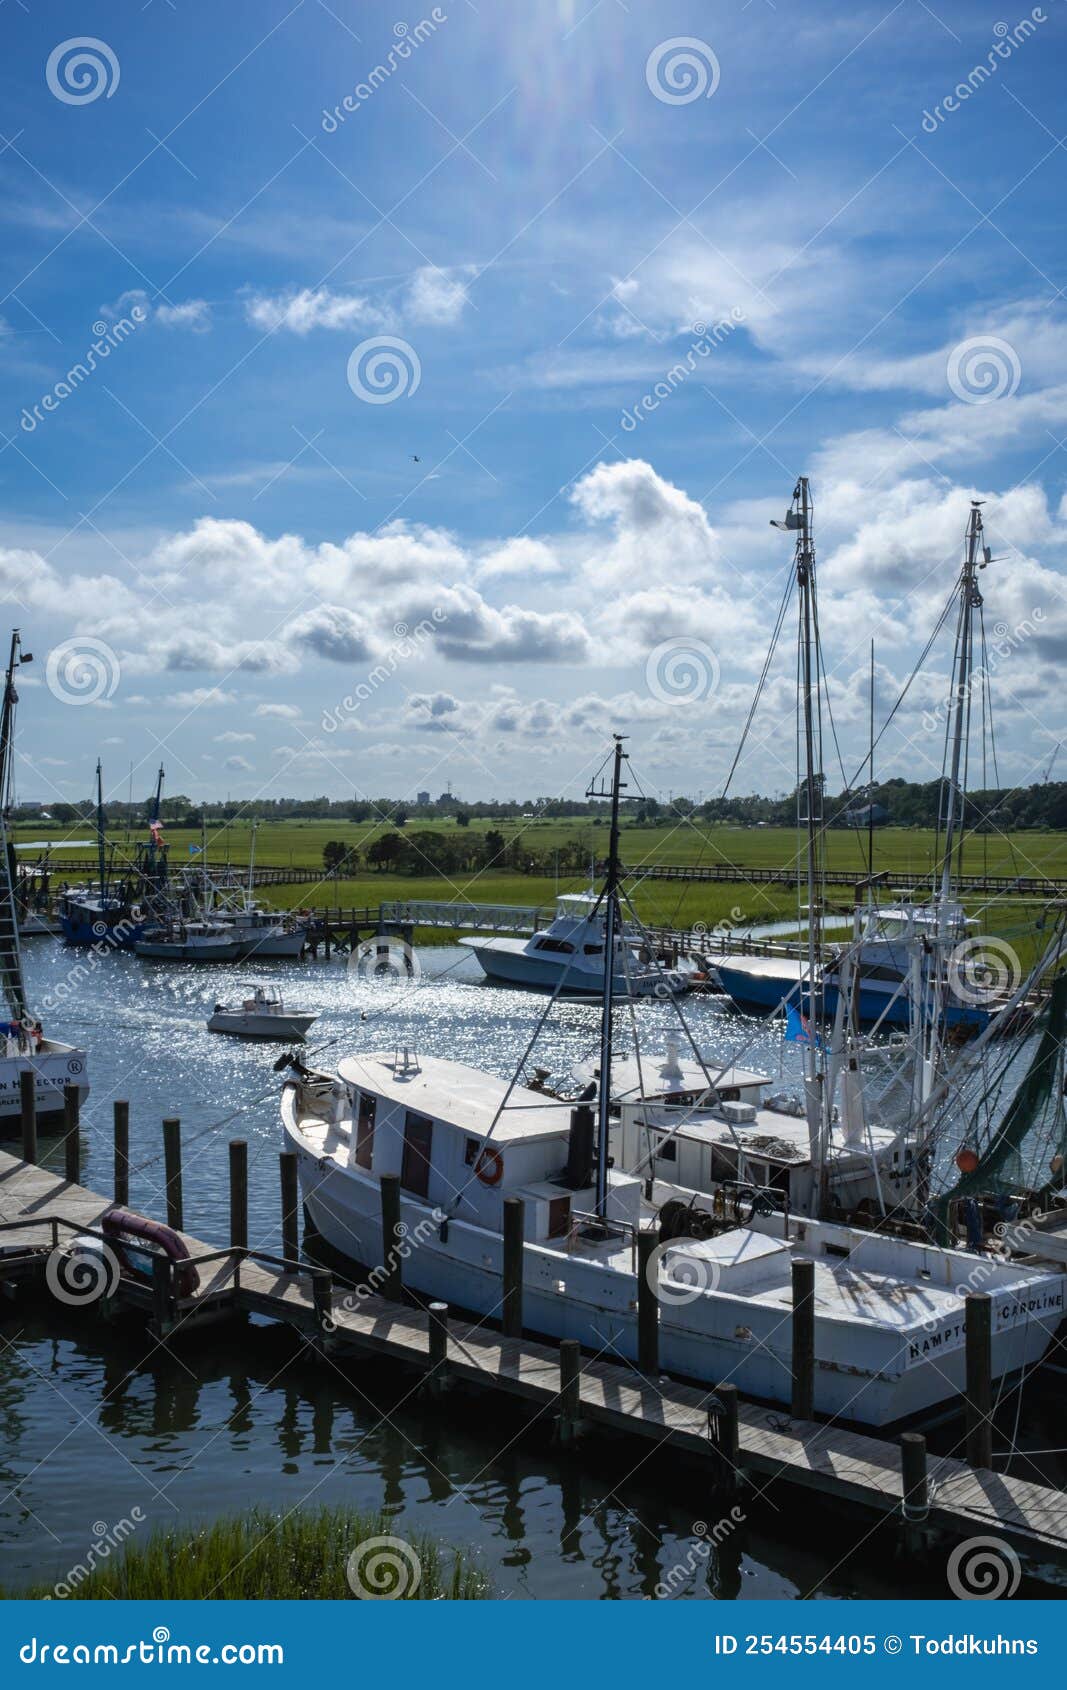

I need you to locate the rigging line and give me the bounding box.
[846,573,961,797]
[811,573,848,795]
[720,559,796,802]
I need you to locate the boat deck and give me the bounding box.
[2,1147,1067,1576]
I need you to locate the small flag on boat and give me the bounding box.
[188,843,202,855]
[785,1004,822,1048]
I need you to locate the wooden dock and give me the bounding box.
[2,1144,1067,1577]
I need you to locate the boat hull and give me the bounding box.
[133,939,242,960]
[714,962,989,1031]
[284,1111,1062,1427]
[461,937,680,997]
[0,1044,90,1137]
[208,1011,315,1040]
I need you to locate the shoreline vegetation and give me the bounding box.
[4,1507,491,1601]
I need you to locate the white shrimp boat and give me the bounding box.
[208,985,316,1041]
[460,891,686,996]
[0,630,90,1134]
[281,1046,1065,1425]
[133,920,241,961]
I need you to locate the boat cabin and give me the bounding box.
[334,1050,642,1241]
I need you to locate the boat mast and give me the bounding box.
[589,735,627,1222]
[0,631,32,1024]
[774,479,828,1211]
[939,503,984,904]
[95,759,107,903]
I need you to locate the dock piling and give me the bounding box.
[19,1070,37,1166]
[558,1337,583,1443]
[311,1269,333,1334]
[709,1382,742,1495]
[162,1117,183,1232]
[900,1431,930,1551]
[791,1257,815,1421]
[502,1197,524,1338]
[62,1084,80,1185]
[113,1101,130,1205]
[280,1151,299,1264]
[636,1229,659,1376]
[965,1292,993,1469]
[379,1173,403,1302]
[229,1140,248,1250]
[426,1301,450,1397]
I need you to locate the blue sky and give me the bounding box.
[2,0,1066,808]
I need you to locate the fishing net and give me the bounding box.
[931,972,1067,1208]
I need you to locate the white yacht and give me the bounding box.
[460,892,686,997]
[210,902,307,959]
[208,984,316,1042]
[281,1047,1065,1426]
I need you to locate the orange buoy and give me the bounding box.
[955,1145,980,1174]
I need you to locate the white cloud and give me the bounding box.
[224,754,253,771]
[288,604,377,663]
[255,702,302,720]
[406,265,471,325]
[242,286,387,335]
[215,730,255,743]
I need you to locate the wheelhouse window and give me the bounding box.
[534,937,574,954]
[464,1137,480,1167]
[401,1111,434,1199]
[355,1091,376,1170]
[654,1134,677,1163]
[583,943,604,955]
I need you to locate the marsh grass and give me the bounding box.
[10,1507,490,1601]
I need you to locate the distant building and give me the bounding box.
[416,791,430,806]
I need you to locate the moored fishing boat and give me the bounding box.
[0,630,90,1133]
[280,736,1067,1426]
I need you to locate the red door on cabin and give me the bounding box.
[400,1112,433,1199]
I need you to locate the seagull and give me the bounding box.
[410,454,421,463]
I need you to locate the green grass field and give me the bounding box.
[16,815,1067,944]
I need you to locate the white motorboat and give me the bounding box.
[281,1046,1065,1426]
[133,920,241,961]
[208,985,316,1041]
[460,892,687,996]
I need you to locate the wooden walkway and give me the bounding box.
[2,1149,1067,1573]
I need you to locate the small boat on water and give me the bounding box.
[195,824,307,958]
[460,891,687,996]
[208,985,316,1041]
[0,630,90,1134]
[133,920,241,961]
[57,763,168,948]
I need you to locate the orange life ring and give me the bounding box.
[475,1146,504,1187]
